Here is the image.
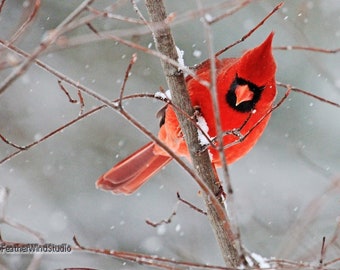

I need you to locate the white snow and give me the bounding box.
[193,49,202,58]
[175,224,181,232]
[155,89,172,100]
[204,13,213,23]
[245,252,271,268]
[196,115,210,146]
[176,46,185,71]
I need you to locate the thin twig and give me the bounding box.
[196,2,246,261]
[207,0,252,25]
[241,84,291,138]
[0,0,95,95]
[72,236,234,270]
[215,2,284,57]
[0,104,102,164]
[131,0,149,25]
[324,257,340,267]
[57,1,252,49]
[77,89,85,115]
[145,192,208,228]
[277,82,340,108]
[0,93,158,164]
[86,5,145,25]
[196,0,232,197]
[145,202,179,227]
[177,192,207,215]
[58,80,78,103]
[325,218,340,253]
[274,45,340,54]
[119,53,137,108]
[84,22,198,80]
[58,79,86,115]
[0,133,26,150]
[218,84,291,152]
[319,236,326,266]
[9,0,41,44]
[0,186,45,270]
[267,258,310,268]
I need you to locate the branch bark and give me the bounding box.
[144,0,241,267]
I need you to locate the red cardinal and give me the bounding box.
[97,33,277,194]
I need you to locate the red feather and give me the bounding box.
[96,142,171,194]
[96,33,277,194]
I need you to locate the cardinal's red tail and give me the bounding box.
[96,142,172,194]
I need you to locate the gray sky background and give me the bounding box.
[0,1,339,269]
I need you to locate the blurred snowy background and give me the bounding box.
[0,0,339,269]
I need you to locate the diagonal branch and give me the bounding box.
[144,0,241,267]
[0,0,94,95]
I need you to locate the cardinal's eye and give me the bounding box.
[226,74,264,112]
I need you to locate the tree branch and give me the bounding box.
[144,0,240,267]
